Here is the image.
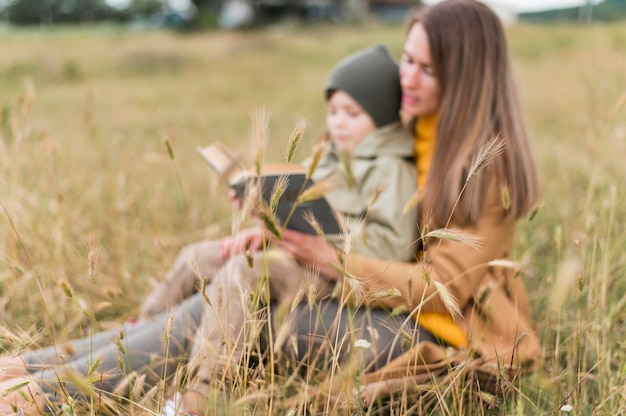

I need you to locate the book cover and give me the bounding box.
[197,142,342,236]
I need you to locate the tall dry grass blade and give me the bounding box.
[368,183,383,208]
[342,219,361,257]
[289,285,306,314]
[164,134,175,161]
[487,259,519,269]
[270,175,289,212]
[371,287,402,300]
[59,279,74,300]
[245,249,254,269]
[403,189,420,215]
[297,176,338,204]
[612,90,626,116]
[162,130,189,214]
[286,119,306,163]
[20,77,36,115]
[433,281,462,321]
[501,184,511,212]
[302,210,324,237]
[258,205,283,240]
[549,257,583,312]
[85,238,101,282]
[306,135,330,180]
[163,314,175,344]
[251,109,269,176]
[236,183,260,234]
[303,264,321,308]
[465,135,505,185]
[338,151,355,189]
[424,228,484,250]
[344,274,365,301]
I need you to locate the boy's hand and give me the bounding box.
[221,227,267,258]
[229,189,243,210]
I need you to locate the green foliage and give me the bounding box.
[519,0,626,23]
[4,0,127,24]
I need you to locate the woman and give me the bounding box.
[276,0,541,398]
[0,0,541,412]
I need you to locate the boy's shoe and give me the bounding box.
[161,392,194,416]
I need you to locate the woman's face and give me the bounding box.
[399,23,440,118]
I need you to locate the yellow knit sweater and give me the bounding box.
[413,114,468,349]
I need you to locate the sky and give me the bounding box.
[424,0,603,13]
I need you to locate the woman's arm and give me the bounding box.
[347,184,515,313]
[278,181,515,314]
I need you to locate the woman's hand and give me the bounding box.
[274,229,341,280]
[221,226,267,258]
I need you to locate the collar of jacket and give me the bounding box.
[325,121,414,162]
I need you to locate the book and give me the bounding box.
[197,142,342,236]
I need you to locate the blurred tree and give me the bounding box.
[128,0,165,16]
[4,0,128,24]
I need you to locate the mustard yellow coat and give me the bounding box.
[341,177,539,395]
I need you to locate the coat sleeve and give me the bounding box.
[350,157,419,263]
[343,182,515,314]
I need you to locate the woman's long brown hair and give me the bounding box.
[408,0,540,228]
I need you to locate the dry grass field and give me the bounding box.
[1,18,625,415]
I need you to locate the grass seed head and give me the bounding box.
[297,176,337,204]
[403,189,420,215]
[549,257,582,312]
[258,205,283,240]
[59,279,74,299]
[433,281,462,321]
[251,109,269,176]
[501,184,511,212]
[424,228,484,250]
[270,175,289,212]
[339,151,355,189]
[306,134,330,179]
[286,119,306,163]
[466,135,505,185]
[164,135,175,160]
[302,210,324,237]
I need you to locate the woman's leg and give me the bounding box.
[285,299,438,375]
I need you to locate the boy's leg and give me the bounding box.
[22,293,204,402]
[22,321,146,365]
[140,239,228,317]
[0,323,139,383]
[1,240,223,387]
[182,249,305,413]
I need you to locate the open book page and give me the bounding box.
[197,141,342,236]
[196,142,248,184]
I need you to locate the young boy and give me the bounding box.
[0,45,419,416]
[176,44,419,415]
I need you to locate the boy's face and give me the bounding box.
[326,90,377,153]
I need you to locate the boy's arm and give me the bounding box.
[351,157,419,262]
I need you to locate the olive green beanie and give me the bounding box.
[326,44,401,128]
